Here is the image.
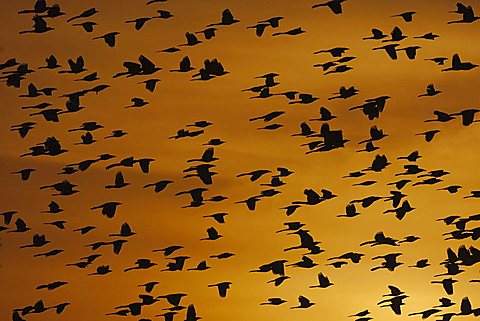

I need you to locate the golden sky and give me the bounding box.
[0,0,479,320]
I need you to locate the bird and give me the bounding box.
[170,56,194,72]
[72,21,97,32]
[373,44,399,60]
[109,223,136,237]
[451,109,480,126]
[415,32,439,40]
[196,27,217,40]
[67,8,98,22]
[207,9,239,27]
[93,32,120,48]
[124,259,157,272]
[88,265,112,276]
[310,273,334,288]
[36,281,68,291]
[290,295,315,309]
[312,0,347,14]
[261,298,287,305]
[416,130,440,142]
[338,203,360,217]
[448,4,479,24]
[203,213,227,223]
[442,54,478,71]
[272,27,305,36]
[208,282,232,298]
[419,84,442,97]
[90,202,122,219]
[200,227,222,240]
[392,11,416,22]
[19,15,54,34]
[11,169,36,181]
[363,28,387,40]
[143,180,173,193]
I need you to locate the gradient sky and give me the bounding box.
[0,0,479,320]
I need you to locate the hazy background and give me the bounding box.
[0,0,479,320]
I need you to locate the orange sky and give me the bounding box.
[0,1,479,321]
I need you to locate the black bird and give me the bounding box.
[39,55,61,69]
[363,28,387,40]
[170,56,194,72]
[72,21,97,32]
[451,109,480,126]
[207,9,239,26]
[360,231,398,246]
[11,122,36,138]
[196,27,217,40]
[144,180,173,193]
[59,56,86,74]
[371,253,403,271]
[398,46,421,60]
[11,168,36,181]
[200,227,222,240]
[415,32,439,40]
[314,47,349,57]
[154,245,184,256]
[208,282,232,298]
[180,32,202,47]
[249,111,285,122]
[383,26,407,42]
[105,130,127,139]
[19,15,54,34]
[247,23,271,37]
[261,298,287,305]
[397,150,421,162]
[373,44,399,60]
[448,4,479,24]
[291,295,315,309]
[139,281,159,293]
[329,252,364,264]
[237,169,271,181]
[431,278,457,295]
[392,11,416,22]
[442,54,478,71]
[36,281,68,291]
[188,260,210,271]
[109,223,136,237]
[272,27,305,36]
[426,57,448,65]
[75,72,99,82]
[312,0,347,14]
[8,218,30,233]
[203,213,227,223]
[210,252,235,259]
[20,234,49,248]
[419,84,442,97]
[310,272,334,288]
[328,86,358,100]
[185,304,200,321]
[126,17,153,30]
[1,211,17,225]
[124,259,157,272]
[67,8,98,22]
[378,294,408,315]
[88,265,112,276]
[338,203,360,217]
[138,78,161,92]
[18,0,49,14]
[90,202,122,219]
[416,130,440,142]
[409,259,430,268]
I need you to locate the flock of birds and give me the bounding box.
[1,0,479,321]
